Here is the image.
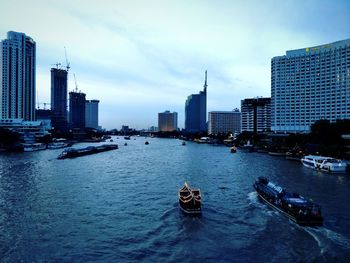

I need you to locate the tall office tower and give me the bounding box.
[51,68,68,131]
[185,71,207,133]
[85,99,99,129]
[69,91,86,129]
[0,31,36,121]
[241,97,271,133]
[208,109,241,135]
[158,110,178,132]
[271,39,350,132]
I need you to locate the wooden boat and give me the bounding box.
[178,183,201,214]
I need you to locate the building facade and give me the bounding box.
[0,31,36,121]
[158,110,178,132]
[69,91,86,129]
[85,99,99,129]
[271,39,350,132]
[185,71,207,133]
[51,68,68,131]
[241,97,271,132]
[208,109,241,135]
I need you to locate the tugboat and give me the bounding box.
[178,183,201,215]
[253,177,323,226]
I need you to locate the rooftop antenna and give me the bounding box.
[73,73,78,92]
[64,46,70,72]
[203,70,208,93]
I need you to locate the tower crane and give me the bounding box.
[52,63,61,69]
[73,73,78,92]
[64,46,70,72]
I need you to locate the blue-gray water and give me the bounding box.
[1,137,350,262]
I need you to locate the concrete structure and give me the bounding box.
[36,109,51,132]
[51,68,68,132]
[208,109,241,135]
[271,39,350,132]
[85,99,99,129]
[0,31,36,121]
[185,71,207,133]
[241,97,271,132]
[158,110,178,132]
[69,91,86,129]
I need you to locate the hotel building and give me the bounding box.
[208,109,241,135]
[271,39,350,132]
[241,97,271,132]
[0,31,36,121]
[158,110,178,132]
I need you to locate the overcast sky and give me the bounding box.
[1,0,350,129]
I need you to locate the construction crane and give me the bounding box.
[73,73,78,92]
[64,46,70,72]
[51,63,61,69]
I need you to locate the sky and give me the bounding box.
[1,0,350,130]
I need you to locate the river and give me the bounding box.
[0,137,349,262]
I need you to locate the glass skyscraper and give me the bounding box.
[271,39,350,132]
[69,91,86,129]
[185,71,207,133]
[0,31,36,121]
[158,110,178,132]
[51,68,68,131]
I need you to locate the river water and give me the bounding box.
[0,137,349,262]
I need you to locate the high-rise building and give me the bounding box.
[51,68,68,131]
[185,71,207,133]
[69,91,86,129]
[208,109,241,135]
[241,97,271,132]
[85,99,99,129]
[271,39,350,132]
[158,110,178,132]
[0,31,36,121]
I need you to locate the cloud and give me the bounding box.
[1,0,350,129]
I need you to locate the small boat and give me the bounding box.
[182,141,186,146]
[145,141,149,145]
[230,146,237,153]
[253,177,323,226]
[301,155,347,173]
[178,183,201,214]
[48,141,69,149]
[124,136,131,140]
[124,143,128,146]
[22,143,47,152]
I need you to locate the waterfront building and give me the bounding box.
[0,31,36,121]
[158,110,178,132]
[69,91,86,129]
[85,99,99,129]
[208,109,241,135]
[35,109,52,132]
[241,97,271,132]
[185,71,207,133]
[271,39,350,132]
[51,68,68,132]
[0,118,48,143]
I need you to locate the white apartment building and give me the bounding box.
[241,98,271,132]
[208,110,241,135]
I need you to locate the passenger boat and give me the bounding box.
[58,144,118,159]
[23,143,47,152]
[178,183,201,214]
[253,177,323,226]
[301,155,347,173]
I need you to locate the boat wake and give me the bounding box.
[300,226,350,254]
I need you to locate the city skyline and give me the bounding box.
[1,0,350,129]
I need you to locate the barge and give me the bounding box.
[58,144,118,159]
